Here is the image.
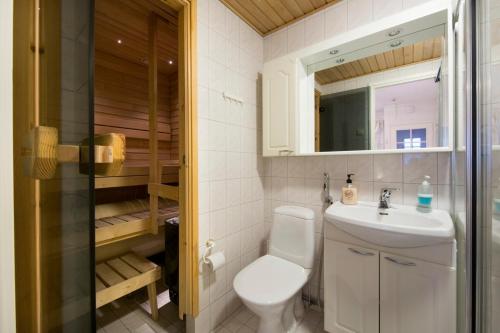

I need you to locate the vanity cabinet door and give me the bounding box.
[324,240,379,333]
[380,253,456,333]
[262,58,296,156]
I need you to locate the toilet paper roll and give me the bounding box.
[206,252,225,271]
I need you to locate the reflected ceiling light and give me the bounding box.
[168,60,173,65]
[387,29,401,37]
[117,39,123,44]
[390,40,403,48]
[336,58,345,64]
[329,49,339,55]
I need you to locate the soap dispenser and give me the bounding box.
[342,173,358,205]
[417,175,433,210]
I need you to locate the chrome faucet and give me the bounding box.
[324,173,333,205]
[378,187,399,209]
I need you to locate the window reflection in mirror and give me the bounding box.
[313,35,446,152]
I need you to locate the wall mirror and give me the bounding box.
[262,3,453,156]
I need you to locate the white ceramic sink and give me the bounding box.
[324,201,455,248]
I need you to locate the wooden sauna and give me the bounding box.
[93,0,181,319]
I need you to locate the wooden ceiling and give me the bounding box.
[315,36,443,85]
[95,0,179,75]
[220,0,341,36]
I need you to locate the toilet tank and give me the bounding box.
[269,206,315,269]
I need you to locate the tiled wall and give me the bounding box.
[191,0,454,331]
[192,0,265,332]
[262,152,451,302]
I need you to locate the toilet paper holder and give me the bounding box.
[202,239,216,264]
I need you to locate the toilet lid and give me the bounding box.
[233,255,308,306]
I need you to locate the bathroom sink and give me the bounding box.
[324,201,455,248]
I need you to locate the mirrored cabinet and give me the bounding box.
[262,2,454,156]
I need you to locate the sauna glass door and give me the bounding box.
[13,0,94,331]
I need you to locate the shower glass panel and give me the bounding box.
[478,0,500,331]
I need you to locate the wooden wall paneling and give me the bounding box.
[148,13,159,235]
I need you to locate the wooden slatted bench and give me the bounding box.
[95,252,161,320]
[95,199,179,247]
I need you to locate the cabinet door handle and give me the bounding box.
[348,248,375,256]
[384,256,416,266]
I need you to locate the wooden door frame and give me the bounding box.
[159,0,199,318]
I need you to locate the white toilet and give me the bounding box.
[233,206,315,333]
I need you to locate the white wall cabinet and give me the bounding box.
[324,240,379,333]
[324,240,456,333]
[262,57,296,156]
[380,253,456,333]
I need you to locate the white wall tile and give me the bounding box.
[210,181,227,211]
[373,0,402,20]
[373,154,403,182]
[304,12,325,47]
[226,205,241,235]
[210,209,227,240]
[324,1,348,39]
[287,22,305,53]
[209,0,227,36]
[347,0,373,30]
[403,0,424,9]
[287,157,306,178]
[210,151,226,180]
[325,155,348,180]
[403,153,438,184]
[287,177,307,204]
[272,157,288,177]
[269,29,288,60]
[347,155,374,182]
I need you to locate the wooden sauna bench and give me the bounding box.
[95,252,161,320]
[95,198,179,247]
[95,162,179,189]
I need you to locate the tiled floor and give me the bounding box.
[214,305,326,333]
[96,282,185,333]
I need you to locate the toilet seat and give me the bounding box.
[234,255,310,306]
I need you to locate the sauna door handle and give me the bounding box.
[22,126,126,179]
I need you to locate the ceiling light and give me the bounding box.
[390,40,403,48]
[336,58,345,64]
[168,60,173,65]
[329,49,339,55]
[117,39,122,44]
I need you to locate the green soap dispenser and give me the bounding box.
[417,175,433,210]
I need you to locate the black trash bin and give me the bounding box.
[164,216,179,305]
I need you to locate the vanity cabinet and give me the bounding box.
[380,253,456,333]
[324,240,456,333]
[324,240,379,333]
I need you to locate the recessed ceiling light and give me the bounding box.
[387,29,401,37]
[168,60,173,65]
[117,39,122,44]
[336,58,345,64]
[329,49,339,55]
[390,40,403,48]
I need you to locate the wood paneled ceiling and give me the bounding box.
[95,0,178,75]
[220,0,341,36]
[315,36,443,85]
